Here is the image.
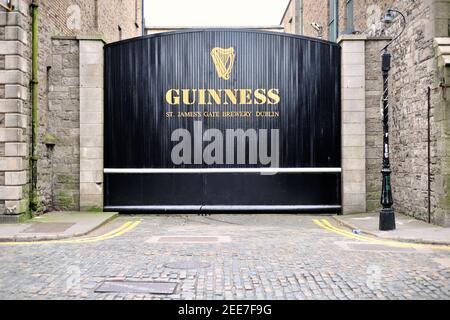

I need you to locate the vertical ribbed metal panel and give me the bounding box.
[104,29,341,211]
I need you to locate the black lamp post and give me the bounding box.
[379,9,406,231]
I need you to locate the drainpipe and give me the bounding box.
[427,87,431,224]
[30,0,39,213]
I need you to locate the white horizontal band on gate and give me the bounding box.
[104,168,342,174]
[104,205,342,211]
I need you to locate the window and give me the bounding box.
[328,0,339,42]
[345,0,354,34]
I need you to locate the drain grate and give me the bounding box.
[164,261,211,269]
[146,236,231,243]
[23,222,75,233]
[95,281,177,294]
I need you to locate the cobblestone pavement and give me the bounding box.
[0,214,449,300]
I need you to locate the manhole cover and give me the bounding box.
[164,261,211,269]
[146,236,231,243]
[95,281,177,294]
[23,222,75,233]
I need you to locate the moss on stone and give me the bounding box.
[43,133,59,145]
[57,191,75,209]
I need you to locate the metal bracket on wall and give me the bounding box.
[0,1,14,12]
[440,81,450,99]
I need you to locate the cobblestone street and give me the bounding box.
[0,214,449,300]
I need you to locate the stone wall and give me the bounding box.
[0,0,142,218]
[0,0,31,222]
[45,38,80,210]
[364,38,389,212]
[35,1,142,212]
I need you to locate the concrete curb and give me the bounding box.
[332,216,450,246]
[0,212,118,242]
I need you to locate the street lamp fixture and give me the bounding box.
[378,9,406,231]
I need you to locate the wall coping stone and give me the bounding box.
[51,35,107,44]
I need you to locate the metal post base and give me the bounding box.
[379,208,396,231]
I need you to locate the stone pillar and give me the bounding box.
[0,1,30,222]
[79,39,104,211]
[338,35,367,214]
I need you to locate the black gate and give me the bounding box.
[104,29,341,212]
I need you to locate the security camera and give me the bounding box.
[311,22,323,39]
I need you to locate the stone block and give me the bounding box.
[80,182,103,195]
[80,135,103,147]
[80,147,103,159]
[342,192,366,207]
[79,97,103,112]
[342,123,365,135]
[4,199,28,214]
[5,84,27,100]
[342,111,365,123]
[80,87,103,101]
[80,75,103,88]
[342,146,365,159]
[80,170,103,183]
[342,99,365,112]
[80,124,103,137]
[342,64,365,77]
[80,112,103,124]
[343,170,366,183]
[80,159,103,171]
[0,186,23,200]
[5,55,28,72]
[4,113,26,128]
[342,134,365,147]
[343,76,365,89]
[80,63,103,76]
[10,0,29,15]
[80,40,104,53]
[343,158,365,171]
[80,52,103,65]
[80,194,103,210]
[5,26,27,44]
[0,128,22,142]
[0,40,24,55]
[342,88,365,100]
[4,142,27,156]
[0,99,23,113]
[342,204,366,214]
[5,171,27,185]
[0,70,27,85]
[342,52,365,66]
[343,182,366,194]
[341,41,365,53]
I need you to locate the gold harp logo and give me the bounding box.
[211,47,235,80]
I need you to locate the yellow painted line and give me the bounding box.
[314,218,450,251]
[0,220,141,245]
[70,220,141,243]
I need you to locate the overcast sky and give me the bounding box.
[145,0,291,27]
